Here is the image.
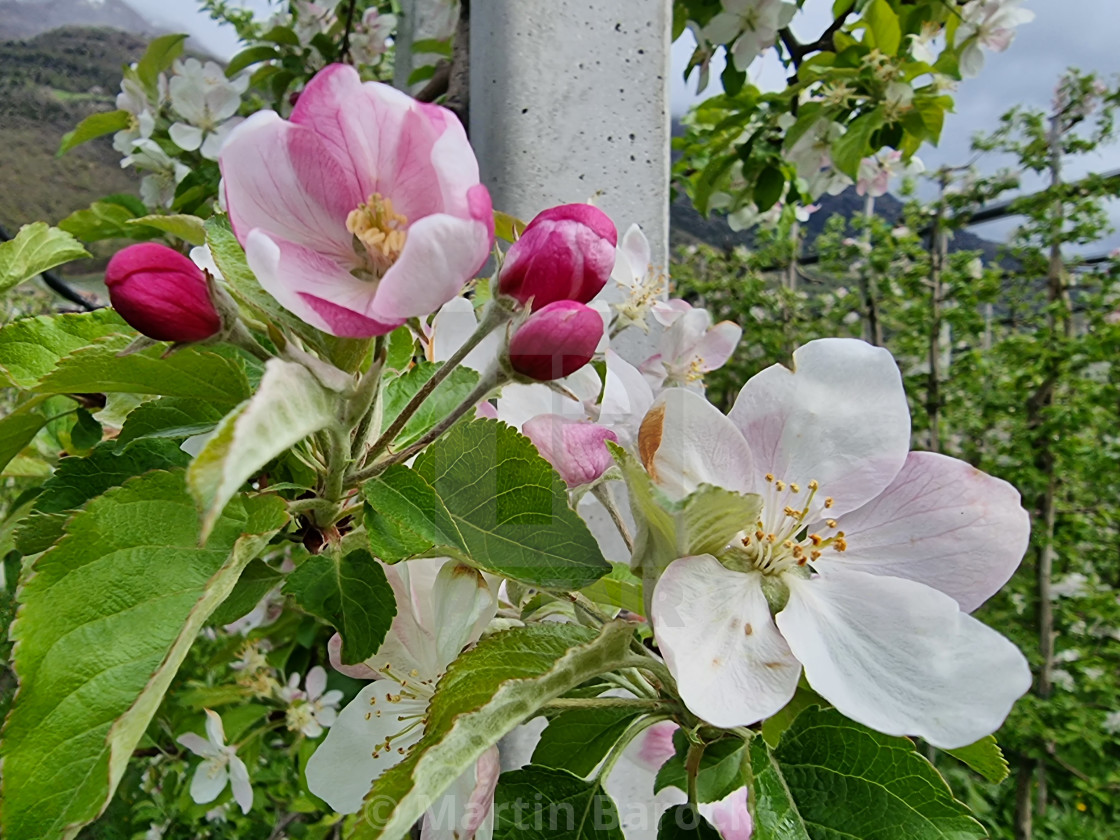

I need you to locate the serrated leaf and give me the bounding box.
[362,463,467,563]
[657,805,722,840]
[944,735,1009,783]
[352,622,636,840]
[0,471,287,840]
[752,707,986,840]
[125,214,206,245]
[58,200,151,242]
[380,362,481,448]
[209,558,285,626]
[864,0,901,53]
[188,358,338,538]
[411,419,609,589]
[830,108,885,179]
[137,33,188,94]
[282,549,396,665]
[14,438,191,555]
[35,335,250,405]
[0,223,90,294]
[0,398,50,473]
[384,326,416,371]
[493,766,625,840]
[0,310,130,388]
[116,396,226,445]
[58,109,131,155]
[532,706,644,777]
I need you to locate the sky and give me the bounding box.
[123,0,1120,248]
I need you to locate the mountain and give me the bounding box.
[0,0,154,41]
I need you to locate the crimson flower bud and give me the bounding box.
[498,204,617,310]
[508,300,602,381]
[105,243,222,342]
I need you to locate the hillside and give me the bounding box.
[0,0,153,41]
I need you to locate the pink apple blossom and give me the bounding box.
[105,243,221,342]
[640,299,741,389]
[220,64,493,338]
[640,338,1032,748]
[508,300,603,381]
[522,415,619,487]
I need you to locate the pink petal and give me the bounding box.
[522,415,619,487]
[639,389,754,501]
[373,212,493,320]
[693,321,742,372]
[220,110,359,257]
[778,569,1032,748]
[823,451,1030,611]
[633,720,679,771]
[653,556,801,727]
[327,633,379,679]
[305,665,328,700]
[700,787,754,840]
[728,338,911,517]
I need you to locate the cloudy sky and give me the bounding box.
[124,0,1120,248]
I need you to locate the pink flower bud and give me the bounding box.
[105,243,222,342]
[498,204,617,309]
[508,300,602,381]
[522,415,618,487]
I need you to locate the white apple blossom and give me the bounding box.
[611,224,668,333]
[306,558,499,840]
[112,75,158,156]
[786,118,851,200]
[121,139,190,209]
[639,338,1032,748]
[177,709,253,813]
[280,665,344,738]
[350,8,397,66]
[639,299,741,390]
[909,21,942,65]
[704,0,796,72]
[955,0,1035,78]
[1103,711,1120,735]
[856,150,924,197]
[1051,572,1090,599]
[167,58,248,160]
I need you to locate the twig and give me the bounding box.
[337,0,359,64]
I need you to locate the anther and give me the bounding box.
[824,497,834,508]
[808,480,819,490]
[765,473,775,482]
[775,480,786,491]
[826,519,838,529]
[790,483,800,493]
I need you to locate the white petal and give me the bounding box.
[824,451,1030,611]
[431,297,500,373]
[189,760,228,804]
[305,665,328,700]
[728,338,911,516]
[228,755,253,813]
[778,569,1032,748]
[639,389,754,501]
[305,684,427,813]
[203,709,226,748]
[421,746,500,840]
[177,732,218,759]
[432,562,496,671]
[653,556,800,727]
[169,121,203,151]
[601,350,654,445]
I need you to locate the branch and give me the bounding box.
[337,0,359,64]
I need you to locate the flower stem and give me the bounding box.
[591,482,633,553]
[363,300,512,468]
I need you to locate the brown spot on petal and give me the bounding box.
[763,662,785,669]
[744,623,754,636]
[711,657,722,667]
[638,403,666,480]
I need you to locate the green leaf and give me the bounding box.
[751,707,986,840]
[0,471,287,840]
[384,325,416,371]
[14,438,191,555]
[352,622,636,840]
[944,735,1009,783]
[226,44,280,76]
[137,33,188,95]
[755,165,786,212]
[0,310,130,388]
[864,0,901,54]
[116,396,226,445]
[209,558,285,626]
[362,463,467,563]
[380,362,481,448]
[493,211,527,243]
[35,335,250,405]
[581,563,644,616]
[411,419,610,589]
[260,24,301,45]
[282,549,396,665]
[655,734,749,804]
[532,706,645,777]
[0,398,50,474]
[125,214,207,245]
[493,766,624,839]
[830,107,885,179]
[0,223,90,294]
[69,408,103,451]
[187,358,339,539]
[657,805,722,840]
[58,200,151,242]
[58,109,131,155]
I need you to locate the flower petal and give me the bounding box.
[700,786,753,840]
[305,684,427,813]
[431,562,497,671]
[639,389,754,501]
[305,665,327,700]
[600,350,654,446]
[203,709,226,747]
[228,755,254,814]
[728,338,910,516]
[431,296,501,373]
[422,746,500,840]
[778,568,1032,748]
[189,760,228,805]
[824,451,1030,611]
[653,556,800,727]
[177,732,218,759]
[373,212,492,321]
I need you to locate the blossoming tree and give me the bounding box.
[0,1,1043,839]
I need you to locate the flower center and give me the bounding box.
[346,193,409,279]
[734,475,847,576]
[364,664,437,759]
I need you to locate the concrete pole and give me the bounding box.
[470,1,673,269]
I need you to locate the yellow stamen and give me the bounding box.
[346,193,408,276]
